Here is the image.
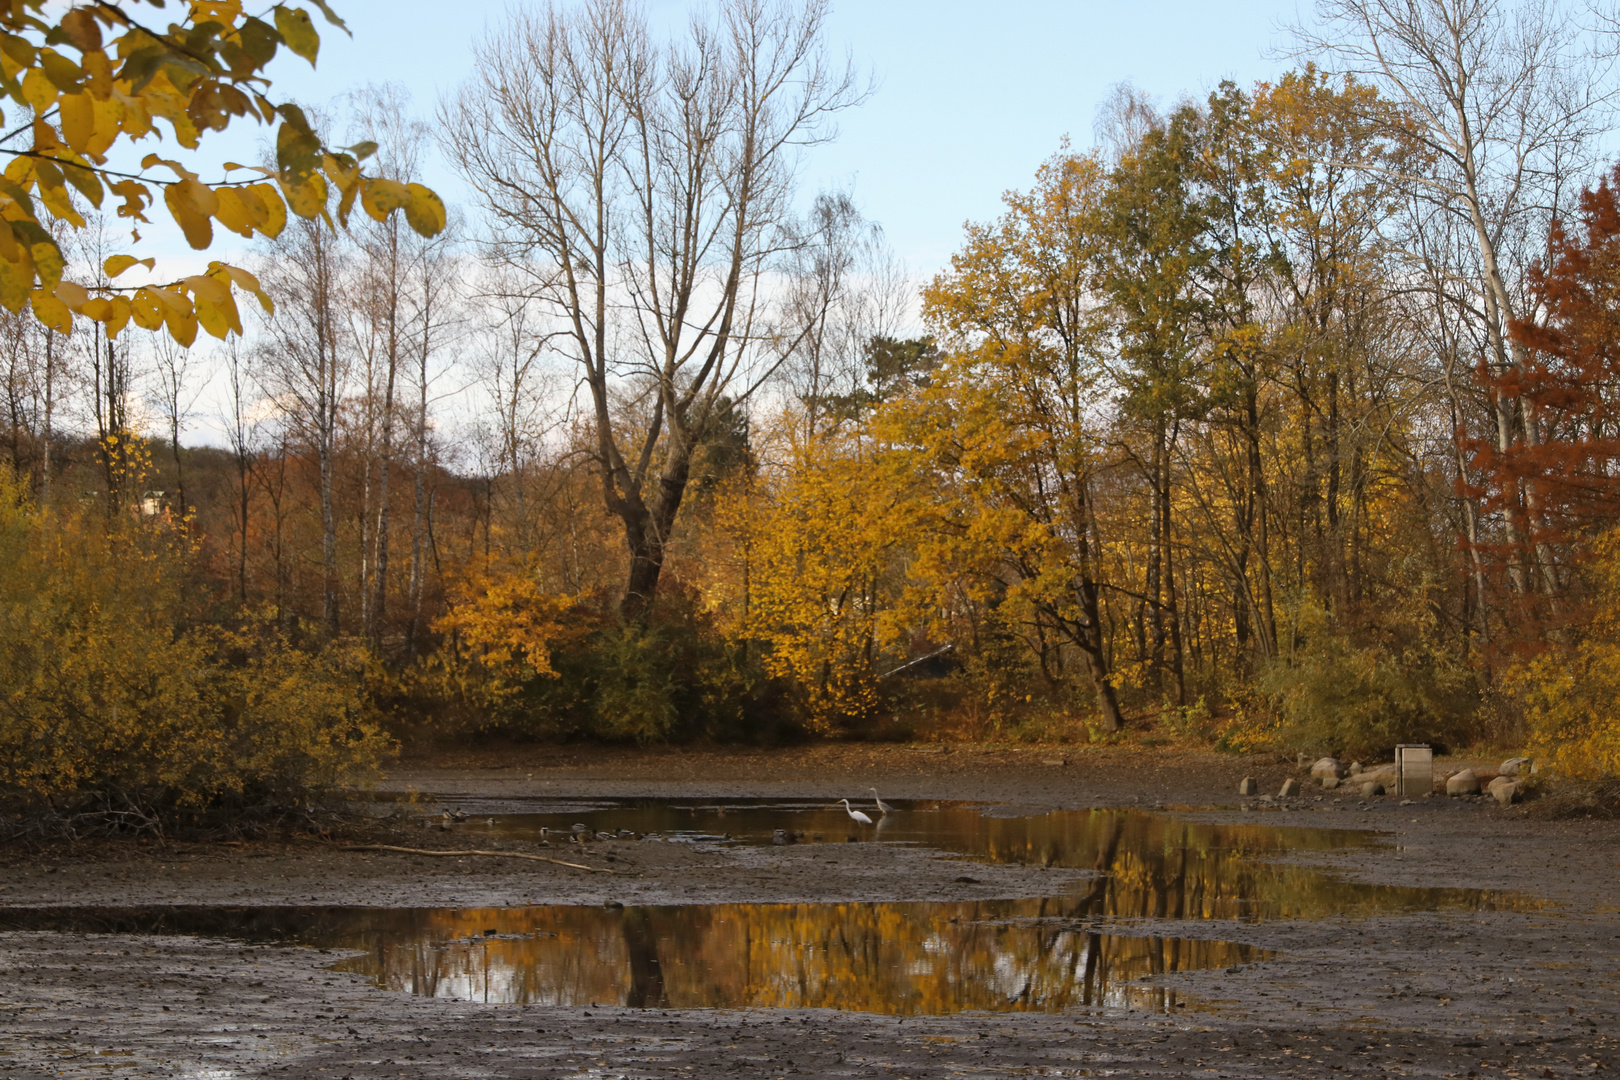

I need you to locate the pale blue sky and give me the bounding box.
[219,0,1305,275]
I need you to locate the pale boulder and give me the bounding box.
[1280,779,1301,797]
[1500,757,1533,777]
[1311,757,1344,781]
[1446,768,1481,796]
[1238,777,1258,796]
[1488,777,1522,805]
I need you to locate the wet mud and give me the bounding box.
[1,744,1617,1078]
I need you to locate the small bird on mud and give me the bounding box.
[869,789,892,815]
[839,798,874,825]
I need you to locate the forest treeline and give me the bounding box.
[6,0,1620,829]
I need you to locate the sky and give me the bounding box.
[183,0,1307,275]
[154,0,1309,446]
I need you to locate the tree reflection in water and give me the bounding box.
[0,808,1534,1015]
[329,900,1268,1013]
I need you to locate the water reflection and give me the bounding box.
[0,900,1268,1014]
[331,900,1270,1013]
[0,805,1539,1016]
[460,802,1517,922]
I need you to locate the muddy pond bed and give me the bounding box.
[1,746,1615,1079]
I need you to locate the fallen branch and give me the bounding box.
[335,843,612,873]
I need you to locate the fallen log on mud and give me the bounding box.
[335,843,613,872]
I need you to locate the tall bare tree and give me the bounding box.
[443,0,865,618]
[257,203,353,637]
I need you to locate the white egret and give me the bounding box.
[869,788,892,815]
[839,798,874,825]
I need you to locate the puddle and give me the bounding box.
[0,804,1537,1016]
[0,899,1268,1014]
[432,801,1523,922]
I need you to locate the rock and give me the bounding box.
[1310,757,1344,781]
[1040,757,1068,766]
[1489,777,1522,805]
[1446,768,1481,796]
[1239,777,1258,795]
[1320,776,1340,790]
[1500,757,1533,777]
[1280,779,1301,797]
[1358,764,1399,785]
[1360,781,1385,797]
[1349,760,1364,776]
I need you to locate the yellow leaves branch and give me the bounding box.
[0,1,445,345]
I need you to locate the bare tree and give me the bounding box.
[348,83,442,647]
[221,336,257,605]
[776,190,909,435]
[1295,0,1620,597]
[443,0,865,618]
[148,334,204,519]
[256,199,353,637]
[1094,81,1161,162]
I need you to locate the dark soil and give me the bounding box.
[2,743,1617,1078]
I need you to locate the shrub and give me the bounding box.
[424,573,775,743]
[0,468,390,834]
[1509,528,1620,778]
[1259,595,1478,759]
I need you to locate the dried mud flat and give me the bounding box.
[2,743,1618,1079]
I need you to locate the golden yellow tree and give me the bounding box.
[728,414,918,733]
[908,152,1128,732]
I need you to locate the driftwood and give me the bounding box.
[336,843,612,873]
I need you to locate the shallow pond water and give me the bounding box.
[0,804,1536,1016]
[438,800,1521,922]
[0,900,1269,1014]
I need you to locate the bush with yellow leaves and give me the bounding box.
[1508,529,1620,779]
[0,465,389,835]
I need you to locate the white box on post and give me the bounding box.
[1396,744,1433,798]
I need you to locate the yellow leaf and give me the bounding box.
[81,50,112,101]
[103,254,154,278]
[194,291,241,340]
[104,295,131,337]
[163,303,198,347]
[30,242,62,289]
[29,288,71,334]
[164,180,215,249]
[213,186,255,237]
[405,183,447,237]
[150,286,194,319]
[278,169,327,219]
[53,280,87,311]
[59,162,102,209]
[21,67,57,113]
[0,258,30,313]
[130,288,164,331]
[58,92,94,154]
[249,182,287,237]
[34,161,86,228]
[273,6,321,65]
[80,296,111,321]
[184,273,230,306]
[360,177,408,222]
[60,9,103,52]
[218,263,273,314]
